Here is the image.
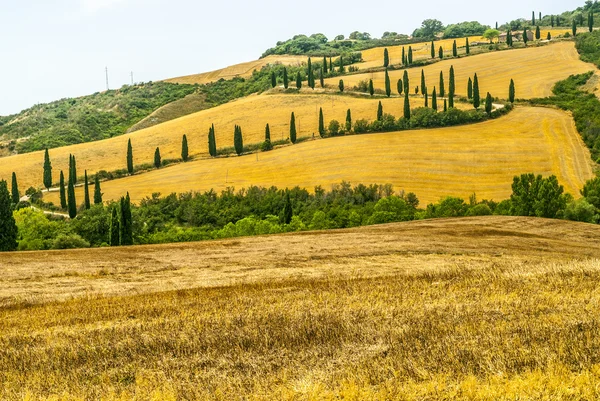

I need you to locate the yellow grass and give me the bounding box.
[43,106,594,206]
[3,216,600,399]
[330,41,593,100]
[164,55,307,85]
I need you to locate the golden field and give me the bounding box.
[0,92,439,191]
[3,216,600,399]
[45,106,594,205]
[331,41,592,99]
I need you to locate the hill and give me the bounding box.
[3,216,600,399]
[45,106,593,205]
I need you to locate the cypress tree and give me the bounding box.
[83,170,90,210]
[323,56,328,73]
[535,25,541,40]
[339,79,344,92]
[0,180,18,251]
[449,66,455,108]
[59,171,66,209]
[181,134,189,161]
[431,41,435,58]
[345,109,352,132]
[109,206,120,246]
[154,147,161,168]
[449,91,454,108]
[119,193,133,246]
[439,71,445,98]
[282,192,292,225]
[507,30,513,46]
[234,125,244,155]
[264,123,272,150]
[466,37,470,55]
[403,91,411,120]
[473,73,480,109]
[420,69,426,97]
[283,67,289,89]
[67,176,77,219]
[424,87,428,108]
[307,58,315,89]
[539,12,542,22]
[509,78,515,103]
[547,32,552,40]
[551,15,554,27]
[338,55,344,73]
[319,108,325,137]
[397,79,403,95]
[485,92,493,115]
[319,69,324,88]
[377,101,383,121]
[467,77,473,99]
[290,112,297,143]
[432,87,438,111]
[452,40,457,57]
[127,139,133,175]
[296,72,302,89]
[43,148,52,190]
[496,21,498,29]
[383,48,389,67]
[402,47,406,65]
[369,79,374,96]
[439,46,444,59]
[270,71,276,88]
[532,11,535,25]
[589,12,594,32]
[573,20,577,36]
[403,70,409,95]
[523,27,528,45]
[329,56,333,72]
[385,69,391,97]
[94,175,102,205]
[71,155,77,184]
[208,125,217,157]
[444,99,448,112]
[408,46,413,64]
[11,172,19,205]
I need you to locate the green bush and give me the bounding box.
[53,234,90,249]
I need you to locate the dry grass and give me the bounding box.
[44,106,594,205]
[2,216,600,399]
[330,41,593,100]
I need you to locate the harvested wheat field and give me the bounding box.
[0,93,440,190]
[164,54,307,85]
[331,41,593,100]
[3,216,600,399]
[47,106,594,205]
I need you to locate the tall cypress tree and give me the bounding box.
[319,69,324,88]
[71,155,77,184]
[0,180,18,251]
[547,31,552,40]
[466,37,470,55]
[234,125,244,155]
[322,56,328,73]
[485,92,493,115]
[264,123,272,150]
[43,148,52,190]
[329,56,333,72]
[339,79,344,92]
[270,71,276,88]
[589,12,594,32]
[94,175,102,205]
[127,139,133,175]
[439,46,444,59]
[535,25,541,40]
[424,87,429,108]
[119,193,133,246]
[431,41,435,58]
[377,101,383,121]
[403,70,409,95]
[345,109,352,132]
[467,77,473,99]
[369,79,374,96]
[338,55,344,73]
[290,112,297,143]
[307,57,315,89]
[420,69,426,96]
[385,69,391,97]
[208,124,217,157]
[507,30,513,46]
[473,73,480,109]
[59,171,67,209]
[403,91,411,120]
[109,206,120,246]
[296,72,302,89]
[397,79,403,95]
[509,79,515,103]
[432,87,438,111]
[408,46,413,64]
[154,147,161,168]
[402,47,406,65]
[444,99,448,112]
[84,170,90,210]
[439,71,445,98]
[452,40,457,57]
[283,67,289,89]
[67,176,77,219]
[319,108,325,137]
[532,11,536,25]
[448,66,455,108]
[523,27,528,44]
[181,134,189,161]
[383,48,389,67]
[573,20,577,36]
[11,172,19,205]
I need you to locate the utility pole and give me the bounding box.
[105,67,109,90]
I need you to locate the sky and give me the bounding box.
[0,0,581,116]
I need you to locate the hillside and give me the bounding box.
[3,216,600,399]
[45,106,593,205]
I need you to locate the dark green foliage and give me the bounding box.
[547,31,552,40]
[408,46,413,64]
[43,148,52,190]
[582,176,600,210]
[262,124,273,151]
[346,109,352,132]
[71,154,77,184]
[485,92,493,115]
[431,41,435,58]
[473,73,480,109]
[369,79,374,96]
[290,113,297,144]
[319,108,325,137]
[319,69,324,88]
[270,71,276,88]
[449,66,455,108]
[377,101,383,121]
[439,71,445,98]
[282,192,293,225]
[424,87,429,108]
[523,27,528,44]
[467,77,473,99]
[94,175,102,205]
[322,56,328,74]
[404,92,411,120]
[397,79,403,95]
[59,171,66,209]
[154,147,161,169]
[296,72,302,89]
[443,21,489,38]
[532,11,535,25]
[127,139,133,175]
[444,99,448,112]
[432,88,438,111]
[181,134,189,162]
[84,170,90,210]
[509,79,515,103]
[439,46,443,59]
[234,125,244,155]
[283,67,289,89]
[573,20,578,36]
[339,79,344,92]
[402,47,406,65]
[452,40,457,57]
[307,58,315,89]
[0,180,18,251]
[551,15,555,27]
[208,124,217,157]
[109,206,120,246]
[510,174,567,218]
[535,25,541,40]
[339,55,344,73]
[507,30,513,46]
[67,176,77,219]
[329,57,333,72]
[383,48,389,67]
[466,37,470,54]
[11,172,19,205]
[385,69,391,97]
[420,69,426,96]
[119,193,133,246]
[589,12,594,32]
[403,70,410,95]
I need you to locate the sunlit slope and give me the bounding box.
[332,41,592,99]
[164,55,307,85]
[0,93,438,190]
[48,107,593,205]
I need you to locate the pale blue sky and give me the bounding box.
[1,0,580,115]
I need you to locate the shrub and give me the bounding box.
[564,198,598,223]
[328,120,341,136]
[53,234,90,249]
[353,119,370,133]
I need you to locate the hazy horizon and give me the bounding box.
[1,0,580,115]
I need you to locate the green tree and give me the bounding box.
[307,57,314,89]
[551,15,554,27]
[444,99,448,112]
[452,40,457,57]
[67,176,77,219]
[573,20,577,36]
[59,171,66,209]
[339,79,344,92]
[270,71,276,88]
[510,174,567,218]
[208,124,217,157]
[339,55,344,73]
[424,87,429,107]
[84,170,90,210]
[94,175,102,205]
[383,48,389,67]
[234,125,244,155]
[262,123,273,151]
[485,92,493,115]
[535,25,541,40]
[449,66,456,108]
[420,69,426,96]
[509,79,515,103]
[532,10,535,25]
[290,112,297,143]
[439,46,444,59]
[109,206,120,246]
[322,56,328,73]
[296,72,302,89]
[119,193,133,245]
[404,91,411,119]
[523,27,528,45]
[432,87,438,111]
[397,79,403,95]
[377,101,383,120]
[473,73,480,109]
[181,134,189,162]
[319,69,324,88]
[466,77,473,99]
[70,154,77,184]
[11,172,19,205]
[369,79,374,96]
[413,19,444,39]
[547,31,551,40]
[127,139,134,175]
[439,71,445,97]
[483,28,500,43]
[589,12,594,32]
[385,69,391,97]
[408,46,413,64]
[319,108,325,137]
[283,67,289,89]
[431,41,435,58]
[43,148,52,190]
[507,30,513,46]
[402,47,406,65]
[154,147,161,168]
[282,192,292,225]
[403,70,409,94]
[466,37,470,54]
[345,109,352,132]
[0,180,18,251]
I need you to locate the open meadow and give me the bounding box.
[45,106,594,205]
[2,216,600,399]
